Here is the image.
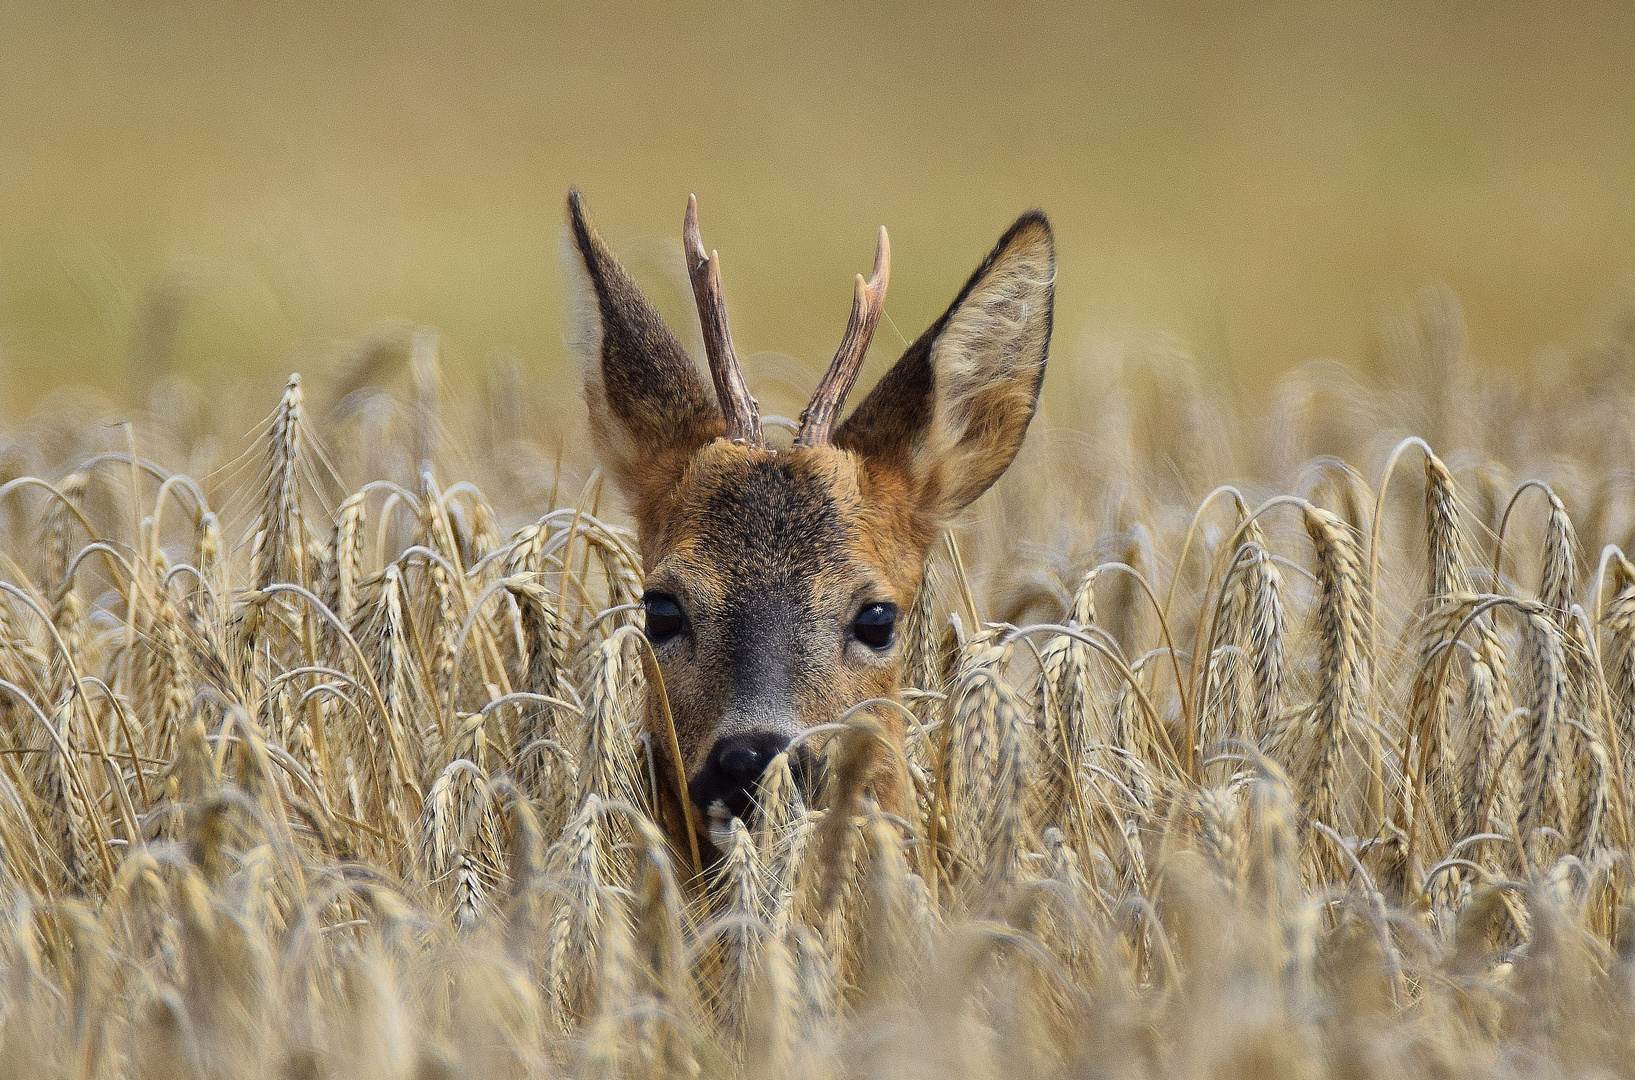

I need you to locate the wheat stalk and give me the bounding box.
[4,326,1635,1076]
[1292,504,1370,874]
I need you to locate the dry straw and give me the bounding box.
[4,303,1635,1077]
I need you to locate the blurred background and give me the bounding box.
[1,0,1633,426]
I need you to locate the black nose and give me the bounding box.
[689,731,791,822]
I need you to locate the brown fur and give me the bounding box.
[564,191,1054,861]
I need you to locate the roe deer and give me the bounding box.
[564,191,1054,864]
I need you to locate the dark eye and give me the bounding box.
[642,592,687,643]
[852,602,898,650]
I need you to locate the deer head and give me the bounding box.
[564,191,1054,860]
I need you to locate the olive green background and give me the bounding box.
[2,1,1632,414]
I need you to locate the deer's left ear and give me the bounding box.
[835,211,1054,526]
[563,190,724,509]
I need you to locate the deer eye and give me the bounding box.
[851,602,898,650]
[642,592,687,643]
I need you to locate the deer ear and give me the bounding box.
[564,190,724,507]
[835,211,1054,526]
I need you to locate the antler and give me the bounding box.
[794,225,891,448]
[684,195,763,447]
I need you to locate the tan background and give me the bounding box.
[2,0,1632,414]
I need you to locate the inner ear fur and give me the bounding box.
[564,190,724,509]
[835,210,1055,526]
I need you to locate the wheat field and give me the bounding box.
[1,290,1634,1078]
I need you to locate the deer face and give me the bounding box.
[639,441,927,839]
[564,192,1054,858]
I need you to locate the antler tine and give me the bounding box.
[684,194,763,447]
[794,225,891,448]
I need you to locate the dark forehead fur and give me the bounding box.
[694,459,847,575]
[636,439,932,605]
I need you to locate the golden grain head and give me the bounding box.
[5,294,1635,1076]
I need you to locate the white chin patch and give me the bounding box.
[706,800,738,852]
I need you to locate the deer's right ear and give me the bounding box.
[564,190,724,507]
[835,211,1054,529]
